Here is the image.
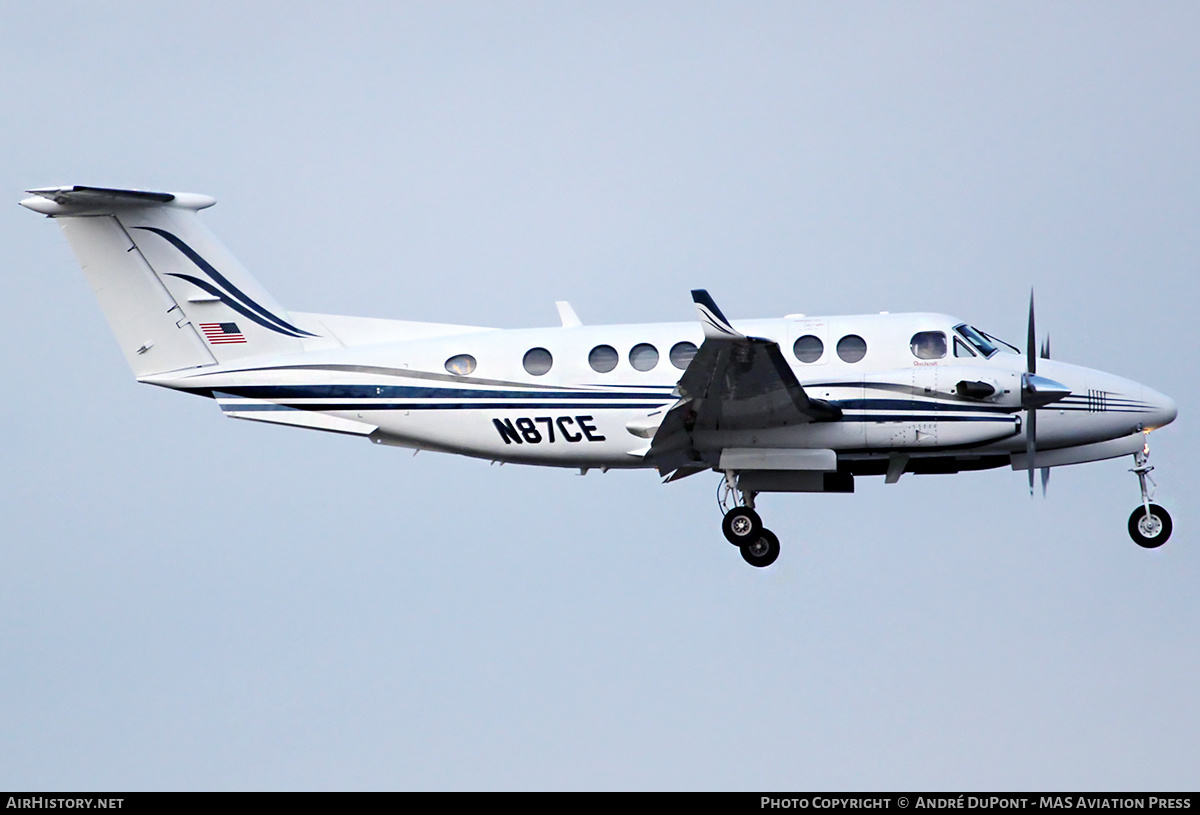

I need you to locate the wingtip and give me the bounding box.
[692,289,742,339]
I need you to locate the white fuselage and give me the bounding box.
[21,185,1181,559]
[144,310,1177,474]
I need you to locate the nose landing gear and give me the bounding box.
[719,472,780,568]
[1129,440,1172,548]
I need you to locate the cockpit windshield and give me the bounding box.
[954,324,999,358]
[982,331,1021,355]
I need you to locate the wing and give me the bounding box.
[648,290,841,477]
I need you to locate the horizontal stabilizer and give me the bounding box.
[21,186,216,216]
[216,394,378,437]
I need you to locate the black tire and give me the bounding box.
[1129,504,1172,548]
[722,506,762,545]
[740,529,780,568]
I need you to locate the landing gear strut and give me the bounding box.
[1129,439,1172,548]
[719,471,780,568]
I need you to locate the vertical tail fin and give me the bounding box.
[21,186,314,378]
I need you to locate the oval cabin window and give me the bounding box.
[523,347,553,376]
[629,343,659,372]
[444,354,477,376]
[793,335,824,363]
[836,334,867,363]
[588,344,619,373]
[669,341,698,370]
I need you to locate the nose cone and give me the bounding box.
[1145,387,1178,430]
[1041,359,1177,438]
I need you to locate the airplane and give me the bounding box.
[20,185,1178,567]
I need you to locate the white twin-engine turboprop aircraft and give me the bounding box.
[22,185,1178,567]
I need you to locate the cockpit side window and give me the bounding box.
[910,331,947,360]
[954,336,977,358]
[954,324,997,358]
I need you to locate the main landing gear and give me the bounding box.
[1129,441,1172,548]
[719,474,780,567]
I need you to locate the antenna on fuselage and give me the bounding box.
[556,301,582,328]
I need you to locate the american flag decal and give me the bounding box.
[200,322,247,344]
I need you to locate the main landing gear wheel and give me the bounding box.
[1129,504,1172,548]
[722,506,762,546]
[741,529,780,568]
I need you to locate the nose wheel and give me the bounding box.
[1129,441,1172,548]
[719,472,781,568]
[1129,504,1172,548]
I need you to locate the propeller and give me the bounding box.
[1025,291,1037,496]
[1022,290,1068,496]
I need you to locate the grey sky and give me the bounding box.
[1,2,1197,790]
